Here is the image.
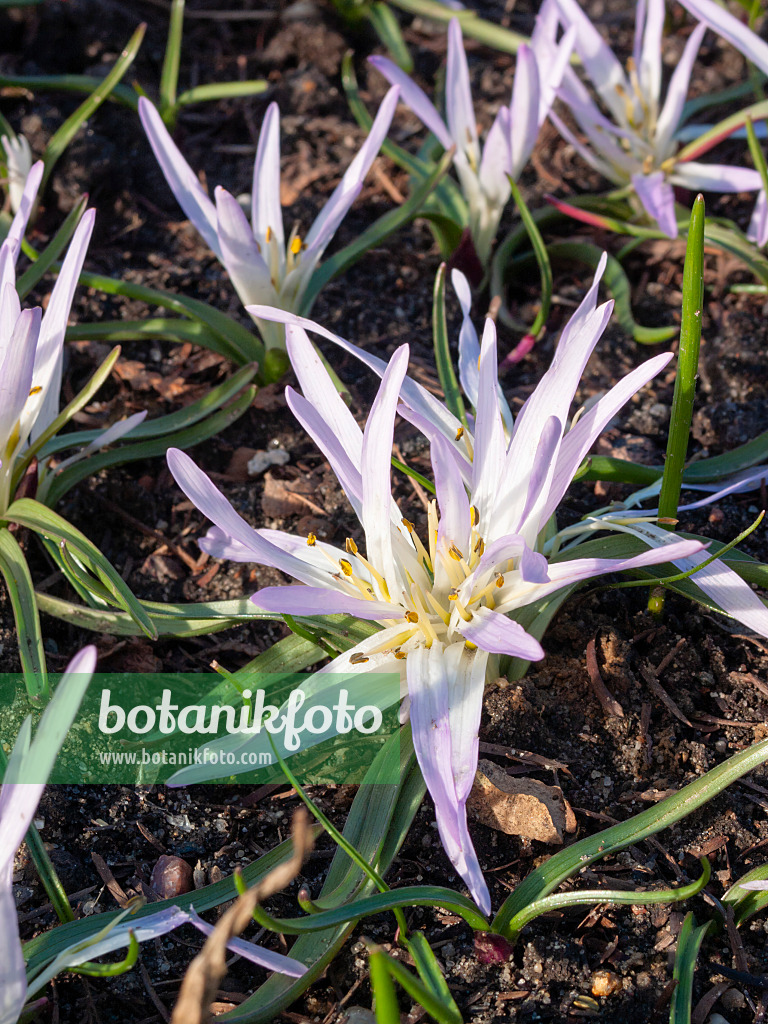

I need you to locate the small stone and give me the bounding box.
[591,969,622,997]
[247,448,290,476]
[721,989,746,1012]
[150,855,194,898]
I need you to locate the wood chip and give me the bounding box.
[585,638,625,718]
[467,760,570,844]
[91,852,131,908]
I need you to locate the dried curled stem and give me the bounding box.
[171,809,313,1024]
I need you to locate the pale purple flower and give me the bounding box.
[139,91,399,350]
[0,163,143,511]
[1,134,32,214]
[168,259,703,915]
[1,646,96,1024]
[550,0,763,238]
[369,12,574,263]
[739,878,768,890]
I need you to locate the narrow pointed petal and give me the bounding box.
[139,98,220,256]
[252,585,396,620]
[81,410,147,454]
[361,345,410,596]
[459,606,545,661]
[655,23,706,156]
[26,209,96,441]
[508,45,540,179]
[0,307,38,447]
[303,86,399,258]
[748,189,768,247]
[638,0,664,109]
[432,432,470,554]
[677,0,768,76]
[0,881,26,1024]
[631,171,678,237]
[445,19,479,161]
[479,106,512,203]
[252,102,285,260]
[671,162,762,194]
[515,414,563,535]
[548,110,621,184]
[408,643,491,916]
[4,160,42,265]
[553,0,631,123]
[215,186,275,307]
[245,305,465,444]
[542,351,673,523]
[368,56,452,149]
[186,908,306,977]
[471,320,506,526]
[166,448,333,588]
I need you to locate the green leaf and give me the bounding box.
[402,930,462,1021]
[545,242,676,343]
[159,0,185,121]
[175,79,269,108]
[39,383,256,507]
[300,150,454,315]
[67,931,140,978]
[0,74,139,111]
[507,176,552,338]
[658,195,705,528]
[41,24,146,196]
[669,913,713,1024]
[505,859,710,938]
[492,736,768,938]
[66,316,226,352]
[3,499,156,639]
[0,528,48,699]
[252,886,488,934]
[369,948,402,1024]
[368,2,413,72]
[724,865,768,925]
[384,0,528,54]
[432,263,467,427]
[373,947,464,1024]
[705,220,768,286]
[23,825,324,973]
[12,346,122,491]
[16,196,88,300]
[676,97,768,164]
[39,362,256,456]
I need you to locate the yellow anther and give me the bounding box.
[394,651,407,660]
[449,544,463,562]
[495,574,504,588]
[339,559,353,577]
[474,537,484,557]
[470,505,479,526]
[266,226,272,242]
[455,426,464,442]
[464,640,478,651]
[401,518,414,533]
[307,533,317,546]
[350,652,369,665]
[642,154,654,174]
[405,610,419,623]
[290,236,302,255]
[448,589,459,601]
[29,385,42,396]
[345,537,358,554]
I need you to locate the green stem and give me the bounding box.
[25,821,75,924]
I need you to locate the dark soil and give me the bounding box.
[2,1,768,1022]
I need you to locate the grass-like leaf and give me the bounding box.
[0,528,48,698]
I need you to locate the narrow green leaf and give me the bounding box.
[746,116,768,205]
[368,3,413,72]
[159,0,185,121]
[0,74,139,111]
[41,24,146,195]
[176,80,269,108]
[669,913,713,1024]
[39,384,256,507]
[658,195,705,529]
[545,242,677,343]
[300,151,454,315]
[404,931,462,1021]
[676,97,768,163]
[16,197,87,299]
[23,823,74,924]
[432,263,467,427]
[378,949,464,1024]
[706,220,768,286]
[0,528,48,698]
[369,948,401,1024]
[492,736,768,938]
[507,859,710,938]
[12,347,122,490]
[65,316,224,352]
[3,499,156,639]
[67,931,140,977]
[507,176,552,338]
[385,0,528,54]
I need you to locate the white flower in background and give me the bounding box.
[1,134,32,213]
[369,11,575,263]
[550,0,764,238]
[139,90,399,350]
